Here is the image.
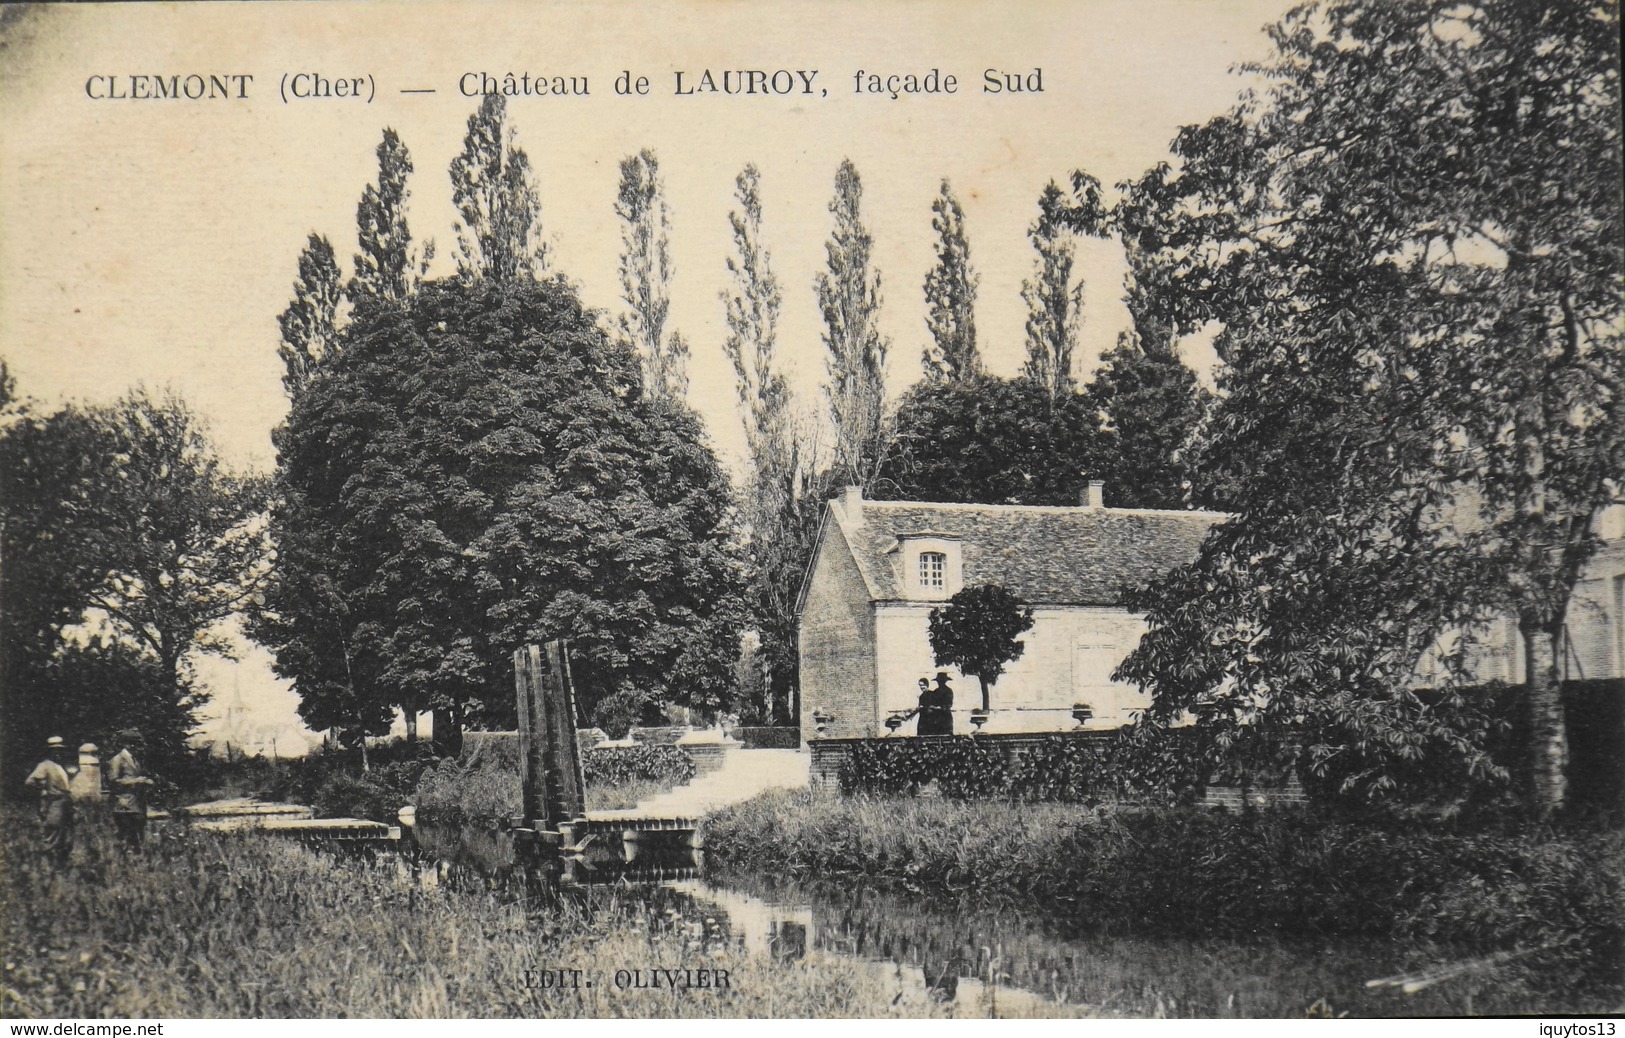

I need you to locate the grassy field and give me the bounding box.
[0,808,1083,1019]
[701,789,1625,1014]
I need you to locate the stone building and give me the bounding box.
[796,488,1625,744]
[795,484,1223,741]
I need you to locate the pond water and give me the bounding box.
[408,820,1491,1018]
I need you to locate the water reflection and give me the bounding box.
[410,822,1468,1017]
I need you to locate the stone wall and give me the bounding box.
[1199,779,1309,809]
[799,523,878,742]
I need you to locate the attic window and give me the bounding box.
[919,551,946,589]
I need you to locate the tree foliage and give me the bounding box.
[349,128,431,308]
[817,159,890,490]
[0,387,270,782]
[450,94,550,283]
[616,148,687,403]
[928,583,1035,712]
[879,375,1102,506]
[1019,182,1082,399]
[721,164,824,722]
[1020,175,1109,400]
[921,179,981,383]
[261,277,749,741]
[276,234,342,398]
[1090,336,1209,510]
[1115,0,1623,812]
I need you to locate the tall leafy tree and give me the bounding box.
[349,128,432,308]
[74,394,272,701]
[1089,334,1209,510]
[265,276,748,747]
[921,179,981,382]
[0,388,271,779]
[616,148,687,402]
[1020,182,1085,400]
[449,94,550,283]
[816,159,890,490]
[880,375,1102,506]
[721,164,824,722]
[1116,0,1623,814]
[1087,187,1214,511]
[276,234,342,398]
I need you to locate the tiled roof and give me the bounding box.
[836,498,1223,606]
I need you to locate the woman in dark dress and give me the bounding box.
[916,673,954,736]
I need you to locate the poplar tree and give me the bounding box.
[722,164,821,722]
[449,94,550,283]
[276,234,342,398]
[816,159,890,489]
[616,149,687,402]
[922,179,981,382]
[1020,182,1084,401]
[349,128,431,308]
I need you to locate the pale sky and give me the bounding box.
[0,0,1294,743]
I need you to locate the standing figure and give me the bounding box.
[916,673,955,737]
[25,736,75,867]
[106,730,156,852]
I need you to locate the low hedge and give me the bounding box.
[582,744,695,787]
[840,728,1208,805]
[728,726,802,750]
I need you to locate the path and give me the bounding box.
[589,747,808,822]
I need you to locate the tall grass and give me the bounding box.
[702,790,1625,1008]
[0,811,1080,1019]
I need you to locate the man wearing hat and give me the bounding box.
[106,729,156,852]
[915,672,955,737]
[25,736,75,867]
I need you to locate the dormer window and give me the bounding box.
[919,551,946,589]
[892,531,961,600]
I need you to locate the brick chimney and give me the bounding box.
[1081,480,1105,510]
[841,485,864,524]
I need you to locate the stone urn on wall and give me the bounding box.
[812,708,833,737]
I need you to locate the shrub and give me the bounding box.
[840,738,1008,799]
[307,760,425,822]
[584,744,695,787]
[413,755,520,825]
[592,688,659,739]
[840,729,1207,804]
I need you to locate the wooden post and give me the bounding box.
[543,639,587,822]
[514,640,586,834]
[515,646,545,825]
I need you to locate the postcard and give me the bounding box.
[2,0,1620,1024]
